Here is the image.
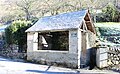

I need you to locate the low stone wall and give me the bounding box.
[108,46,120,66]
[96,46,120,68]
[0,50,26,59]
[96,46,108,68]
[0,44,27,60]
[27,51,78,68]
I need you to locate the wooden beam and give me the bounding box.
[83,20,88,31]
[85,21,91,23]
[79,29,87,32]
[84,13,90,21]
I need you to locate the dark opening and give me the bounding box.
[38,31,69,51]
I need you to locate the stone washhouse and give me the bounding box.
[26,10,96,68]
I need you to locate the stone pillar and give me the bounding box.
[69,30,78,53]
[86,32,90,61]
[27,32,34,52]
[33,32,38,51]
[96,46,108,68]
[69,29,81,68]
[77,29,81,68]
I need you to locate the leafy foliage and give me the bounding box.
[102,4,120,22]
[5,20,32,52]
[96,4,120,22]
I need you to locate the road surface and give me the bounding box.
[0,56,119,74]
[0,56,79,74]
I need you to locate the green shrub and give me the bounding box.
[5,20,32,52]
[96,3,120,22]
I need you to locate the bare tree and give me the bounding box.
[15,0,38,20]
[0,0,114,22]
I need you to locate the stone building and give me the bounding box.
[26,10,96,68]
[115,0,120,8]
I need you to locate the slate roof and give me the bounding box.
[26,10,88,32]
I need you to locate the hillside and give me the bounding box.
[0,0,116,22]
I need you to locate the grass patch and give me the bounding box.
[95,22,120,45]
[95,22,120,28]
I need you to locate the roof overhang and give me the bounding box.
[26,9,96,34]
[26,28,78,33]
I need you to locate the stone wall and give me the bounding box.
[80,30,96,68]
[27,51,78,68]
[27,30,80,68]
[116,0,120,8]
[96,46,120,68]
[0,44,26,60]
[0,51,26,59]
[27,29,96,68]
[87,30,96,48]
[96,46,108,68]
[108,46,120,66]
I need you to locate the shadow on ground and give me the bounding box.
[0,59,7,61]
[26,66,80,74]
[26,70,80,74]
[110,69,120,73]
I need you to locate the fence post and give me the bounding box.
[96,46,108,68]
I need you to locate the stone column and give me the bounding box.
[27,32,34,52]
[69,30,78,53]
[77,29,81,68]
[96,46,108,68]
[69,29,81,68]
[33,32,38,51]
[27,32,34,60]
